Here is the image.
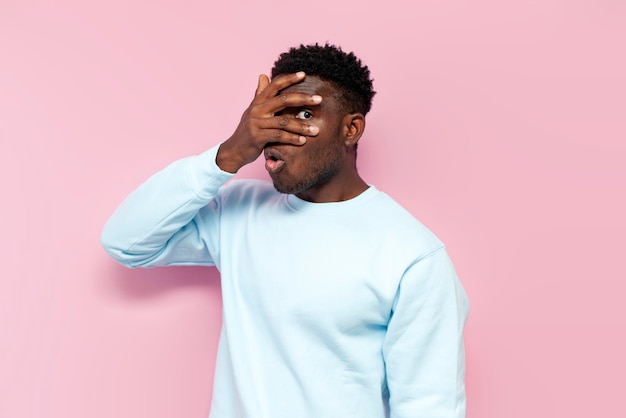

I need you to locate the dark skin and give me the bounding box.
[216,72,368,203]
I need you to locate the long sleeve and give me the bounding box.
[100,143,235,268]
[383,247,469,418]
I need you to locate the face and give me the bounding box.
[265,76,349,196]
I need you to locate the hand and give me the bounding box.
[216,72,322,173]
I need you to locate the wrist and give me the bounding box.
[216,143,243,173]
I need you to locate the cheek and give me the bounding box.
[290,122,342,170]
[304,138,333,161]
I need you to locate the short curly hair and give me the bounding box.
[271,43,376,115]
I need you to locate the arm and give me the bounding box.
[101,72,323,268]
[100,145,233,267]
[383,247,470,418]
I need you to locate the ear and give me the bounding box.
[342,113,366,146]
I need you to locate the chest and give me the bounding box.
[219,210,401,332]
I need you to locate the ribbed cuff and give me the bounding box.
[185,143,235,199]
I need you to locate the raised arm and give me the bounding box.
[100,145,233,268]
[101,72,323,268]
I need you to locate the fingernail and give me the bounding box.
[296,71,305,78]
[309,126,319,134]
[299,136,307,144]
[311,95,322,103]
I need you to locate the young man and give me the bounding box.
[101,44,469,418]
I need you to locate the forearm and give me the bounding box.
[100,144,234,267]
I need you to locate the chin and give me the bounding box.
[272,180,306,195]
[271,174,316,195]
[271,164,340,195]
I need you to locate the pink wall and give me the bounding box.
[1,0,625,417]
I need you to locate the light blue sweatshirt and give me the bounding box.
[101,144,469,418]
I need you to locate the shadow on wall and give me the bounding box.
[99,261,222,302]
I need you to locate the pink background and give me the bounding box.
[1,0,625,417]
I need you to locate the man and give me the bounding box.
[101,44,469,418]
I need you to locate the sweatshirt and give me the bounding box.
[101,143,470,418]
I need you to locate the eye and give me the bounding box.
[295,110,313,120]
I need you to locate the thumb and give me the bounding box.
[255,74,270,97]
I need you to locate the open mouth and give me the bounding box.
[264,148,286,174]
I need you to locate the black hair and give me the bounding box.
[271,43,376,115]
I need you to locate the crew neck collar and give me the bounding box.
[285,185,379,214]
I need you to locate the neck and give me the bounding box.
[295,169,368,203]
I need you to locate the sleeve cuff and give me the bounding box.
[185,143,236,199]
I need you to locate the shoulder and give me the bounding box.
[367,189,445,258]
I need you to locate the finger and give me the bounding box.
[257,72,306,99]
[255,74,270,97]
[257,92,322,115]
[261,128,308,146]
[258,116,320,137]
